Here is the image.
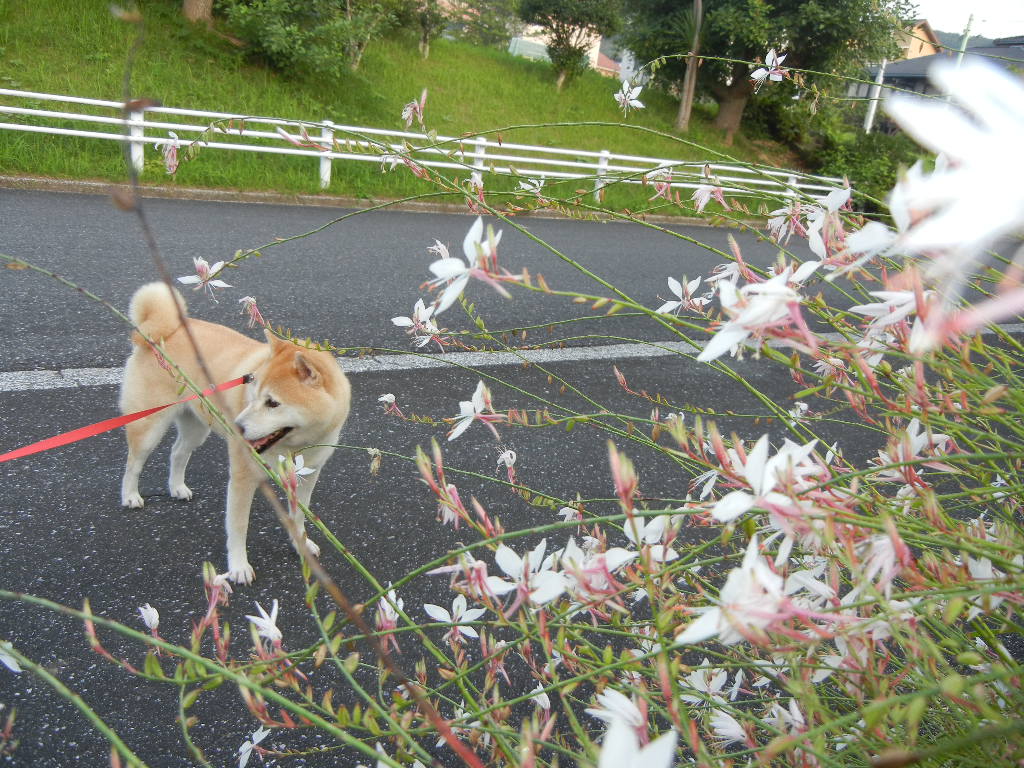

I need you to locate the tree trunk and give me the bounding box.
[420,28,431,59]
[712,65,753,145]
[182,0,212,23]
[555,69,567,92]
[675,0,702,133]
[675,54,699,132]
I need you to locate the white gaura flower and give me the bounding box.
[237,725,271,768]
[559,537,637,601]
[557,505,582,524]
[245,600,282,646]
[238,295,265,328]
[599,717,677,768]
[614,80,645,114]
[696,268,809,362]
[680,658,728,706]
[805,187,851,260]
[656,275,709,314]
[428,217,507,314]
[622,514,679,562]
[710,434,818,523]
[392,298,441,348]
[849,289,930,337]
[675,535,786,646]
[447,380,492,441]
[585,687,644,728]
[530,684,551,710]
[709,709,746,744]
[767,200,807,245]
[883,61,1024,280]
[137,603,160,631]
[423,593,486,642]
[518,176,546,197]
[401,88,427,129]
[376,582,403,627]
[177,257,231,298]
[690,468,719,500]
[486,539,567,606]
[691,183,727,213]
[0,641,21,674]
[751,48,788,92]
[278,453,316,479]
[391,297,435,331]
[155,130,180,175]
[496,449,516,468]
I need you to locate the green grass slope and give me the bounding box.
[0,0,796,204]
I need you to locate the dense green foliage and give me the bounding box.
[625,0,914,141]
[218,0,402,72]
[815,129,924,208]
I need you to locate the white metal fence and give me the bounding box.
[0,88,845,201]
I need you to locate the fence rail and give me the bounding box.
[0,88,845,202]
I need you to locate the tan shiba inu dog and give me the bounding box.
[119,282,351,583]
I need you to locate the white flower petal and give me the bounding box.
[423,604,451,623]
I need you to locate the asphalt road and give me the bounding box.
[0,189,873,766]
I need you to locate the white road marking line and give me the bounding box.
[0,341,701,392]
[3,322,1024,393]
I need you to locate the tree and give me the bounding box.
[446,0,523,50]
[412,0,447,59]
[518,0,623,91]
[627,0,913,144]
[624,0,702,131]
[182,0,213,24]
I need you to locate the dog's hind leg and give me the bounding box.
[168,407,211,501]
[121,409,176,508]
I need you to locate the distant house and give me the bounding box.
[508,26,604,71]
[854,36,1024,98]
[896,19,942,59]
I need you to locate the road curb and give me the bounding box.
[0,174,740,228]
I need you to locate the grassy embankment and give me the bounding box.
[0,0,797,211]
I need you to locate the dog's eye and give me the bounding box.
[265,397,279,409]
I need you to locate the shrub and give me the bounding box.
[218,0,401,74]
[814,129,923,208]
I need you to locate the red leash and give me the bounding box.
[0,374,251,464]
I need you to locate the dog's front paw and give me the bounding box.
[304,538,321,558]
[169,483,193,501]
[122,492,145,509]
[226,560,255,584]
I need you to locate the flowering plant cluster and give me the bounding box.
[3,51,1023,768]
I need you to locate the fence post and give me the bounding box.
[128,109,144,175]
[472,136,487,171]
[785,174,798,198]
[594,149,610,202]
[319,120,334,190]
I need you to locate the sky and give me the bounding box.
[911,0,1024,39]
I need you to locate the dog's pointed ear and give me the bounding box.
[294,353,321,386]
[263,329,282,348]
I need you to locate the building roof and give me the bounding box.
[869,37,1024,79]
[906,19,942,48]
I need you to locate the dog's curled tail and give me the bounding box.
[130,282,188,345]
